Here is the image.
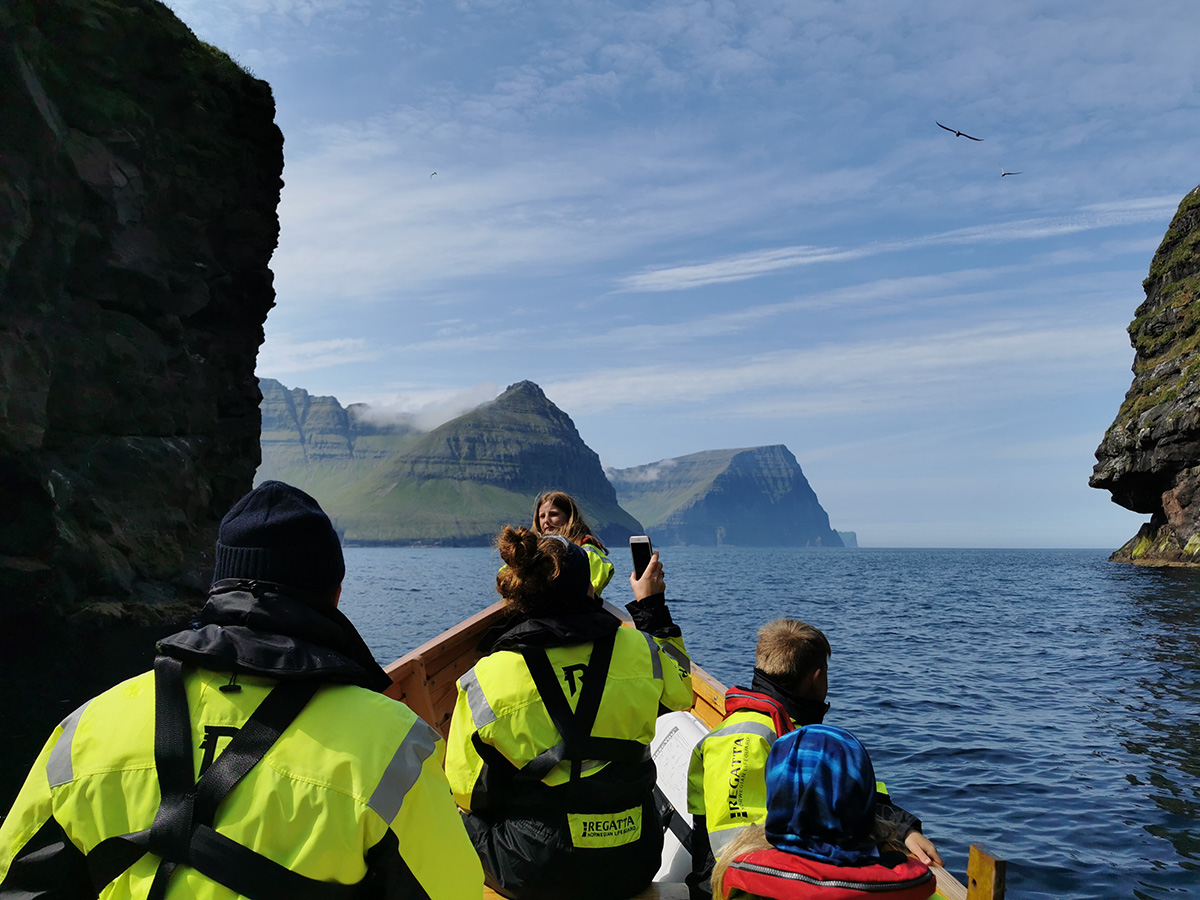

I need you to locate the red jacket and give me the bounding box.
[722,846,935,900]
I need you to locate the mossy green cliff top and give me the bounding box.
[1091,185,1200,564]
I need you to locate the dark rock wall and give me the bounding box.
[1091,185,1200,564]
[0,0,283,621]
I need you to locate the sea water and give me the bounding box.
[337,546,1199,900]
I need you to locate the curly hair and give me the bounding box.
[495,525,576,615]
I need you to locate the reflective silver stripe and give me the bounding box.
[601,599,634,624]
[695,719,778,756]
[710,823,752,856]
[368,720,439,823]
[460,668,496,727]
[46,701,91,788]
[641,632,663,681]
[660,640,691,674]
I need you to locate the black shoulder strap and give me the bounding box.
[518,632,645,783]
[87,657,359,900]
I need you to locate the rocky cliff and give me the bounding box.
[259,380,643,546]
[1091,185,1200,564]
[0,0,283,623]
[258,377,419,477]
[610,446,844,547]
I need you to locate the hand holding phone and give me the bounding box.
[629,536,663,602]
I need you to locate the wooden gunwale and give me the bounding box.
[382,600,987,900]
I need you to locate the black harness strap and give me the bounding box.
[519,632,646,783]
[186,823,362,900]
[147,655,194,899]
[86,656,356,900]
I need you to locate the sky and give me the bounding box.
[162,0,1200,548]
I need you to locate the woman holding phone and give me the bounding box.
[446,526,692,899]
[531,490,615,597]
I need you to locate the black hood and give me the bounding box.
[156,581,392,692]
[748,668,829,727]
[481,608,622,653]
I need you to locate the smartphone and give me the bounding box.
[630,535,653,579]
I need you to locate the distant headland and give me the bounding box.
[258,378,847,550]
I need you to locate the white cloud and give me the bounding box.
[547,320,1128,418]
[256,335,381,375]
[607,458,677,481]
[616,200,1177,294]
[348,382,501,431]
[617,246,869,293]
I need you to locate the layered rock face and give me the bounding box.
[259,380,643,546]
[258,377,418,475]
[1091,186,1200,564]
[610,446,844,547]
[0,1,283,621]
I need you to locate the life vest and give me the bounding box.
[723,688,794,740]
[84,655,360,900]
[722,846,935,900]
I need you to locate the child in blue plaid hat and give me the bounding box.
[711,725,936,900]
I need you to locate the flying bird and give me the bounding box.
[936,121,983,141]
[1000,168,1022,177]
[430,171,437,178]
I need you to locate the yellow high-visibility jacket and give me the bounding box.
[447,606,692,802]
[445,595,691,899]
[687,705,781,858]
[579,538,615,597]
[0,587,483,900]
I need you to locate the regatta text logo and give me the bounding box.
[727,735,748,819]
[568,806,642,848]
[581,814,636,836]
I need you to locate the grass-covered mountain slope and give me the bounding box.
[258,379,642,546]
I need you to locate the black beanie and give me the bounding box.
[212,481,345,594]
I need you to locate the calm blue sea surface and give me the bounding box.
[339,546,1200,900]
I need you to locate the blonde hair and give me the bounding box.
[495,525,574,615]
[711,819,903,899]
[711,826,773,899]
[755,619,831,683]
